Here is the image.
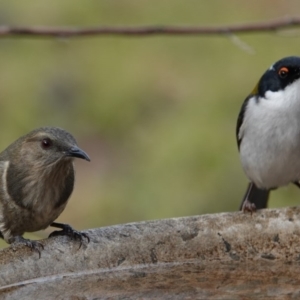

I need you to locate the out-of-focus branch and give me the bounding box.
[0,17,300,38]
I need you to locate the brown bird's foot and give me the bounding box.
[11,236,44,258]
[241,199,256,214]
[49,222,90,247]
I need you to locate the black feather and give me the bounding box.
[236,96,252,149]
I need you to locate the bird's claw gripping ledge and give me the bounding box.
[241,199,257,214]
[49,223,90,247]
[11,236,44,258]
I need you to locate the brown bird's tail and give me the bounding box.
[239,182,270,211]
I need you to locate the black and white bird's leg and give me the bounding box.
[240,182,257,213]
[240,182,270,213]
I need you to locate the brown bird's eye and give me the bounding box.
[278,67,289,78]
[41,138,52,149]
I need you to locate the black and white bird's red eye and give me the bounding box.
[278,67,289,78]
[41,138,52,149]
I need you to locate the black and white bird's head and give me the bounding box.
[237,56,300,148]
[255,56,300,98]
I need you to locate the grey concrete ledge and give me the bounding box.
[1,207,300,299]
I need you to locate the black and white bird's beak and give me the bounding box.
[66,146,90,161]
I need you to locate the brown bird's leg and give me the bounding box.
[49,222,90,246]
[0,228,44,257]
[11,236,44,258]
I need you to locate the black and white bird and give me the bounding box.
[237,56,300,212]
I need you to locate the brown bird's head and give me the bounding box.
[0,126,90,224]
[7,127,90,167]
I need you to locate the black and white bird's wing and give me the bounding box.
[236,95,251,150]
[236,95,270,210]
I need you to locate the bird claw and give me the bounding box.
[11,236,44,258]
[49,224,90,247]
[242,199,257,214]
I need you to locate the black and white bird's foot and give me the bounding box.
[49,222,90,247]
[241,199,256,214]
[11,236,44,258]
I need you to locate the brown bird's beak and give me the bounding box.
[66,146,90,161]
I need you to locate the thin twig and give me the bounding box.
[0,17,299,38]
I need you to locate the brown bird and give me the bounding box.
[0,127,90,256]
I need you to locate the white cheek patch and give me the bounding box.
[264,78,300,109]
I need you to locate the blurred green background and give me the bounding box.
[1,0,300,247]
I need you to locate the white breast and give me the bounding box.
[239,80,300,189]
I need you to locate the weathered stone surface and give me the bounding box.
[1,207,300,299]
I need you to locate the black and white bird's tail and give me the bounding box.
[239,182,270,211]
